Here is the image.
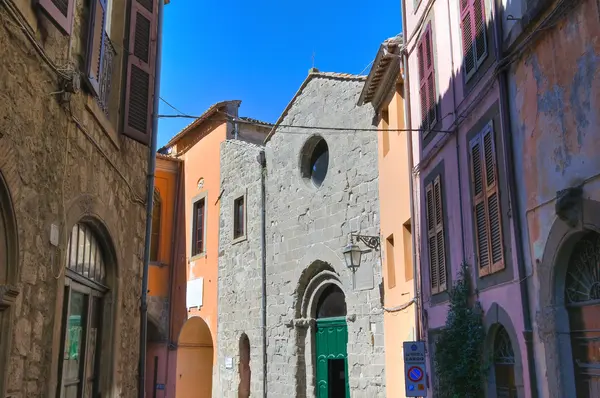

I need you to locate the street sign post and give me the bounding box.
[403,341,427,397]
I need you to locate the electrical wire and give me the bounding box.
[0,0,71,81]
[159,111,453,135]
[159,96,192,117]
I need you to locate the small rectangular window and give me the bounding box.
[234,196,245,239]
[386,235,396,289]
[192,198,205,256]
[381,109,390,157]
[403,220,413,281]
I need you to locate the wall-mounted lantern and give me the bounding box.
[342,234,381,273]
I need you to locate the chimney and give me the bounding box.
[308,67,320,74]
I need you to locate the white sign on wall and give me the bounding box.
[186,277,204,309]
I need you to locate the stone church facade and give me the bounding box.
[215,71,386,398]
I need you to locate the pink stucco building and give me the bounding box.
[400,0,538,395]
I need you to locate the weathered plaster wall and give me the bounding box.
[508,0,600,396]
[264,74,385,398]
[0,3,148,397]
[215,140,265,398]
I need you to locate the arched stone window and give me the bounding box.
[150,188,162,262]
[565,231,600,397]
[238,333,251,398]
[58,222,110,397]
[493,326,517,397]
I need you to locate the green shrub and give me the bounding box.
[433,262,487,398]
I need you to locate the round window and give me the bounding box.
[300,136,329,187]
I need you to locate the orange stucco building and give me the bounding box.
[359,36,417,397]
[145,101,270,398]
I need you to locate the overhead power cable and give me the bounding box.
[157,111,453,134]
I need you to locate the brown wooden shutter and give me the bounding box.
[123,0,158,145]
[423,27,437,128]
[37,0,75,35]
[417,39,427,128]
[433,176,447,291]
[470,123,504,276]
[461,0,487,78]
[473,0,487,63]
[85,0,107,97]
[427,176,447,294]
[426,182,439,294]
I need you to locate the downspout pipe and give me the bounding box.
[491,2,539,397]
[139,0,164,396]
[399,1,422,341]
[257,150,268,397]
[164,160,182,393]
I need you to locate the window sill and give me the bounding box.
[189,253,206,262]
[429,290,450,306]
[232,235,247,245]
[85,95,120,150]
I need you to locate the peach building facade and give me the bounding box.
[146,101,269,398]
[359,36,417,398]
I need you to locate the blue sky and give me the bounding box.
[157,0,402,147]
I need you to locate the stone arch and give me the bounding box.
[538,198,600,397]
[49,194,123,396]
[295,245,348,319]
[0,169,19,397]
[238,333,251,398]
[483,303,525,398]
[176,316,214,398]
[294,261,348,398]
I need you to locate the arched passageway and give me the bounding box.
[176,316,214,398]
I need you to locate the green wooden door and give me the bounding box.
[315,317,350,398]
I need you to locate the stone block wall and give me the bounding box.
[264,74,386,398]
[215,140,266,397]
[0,3,148,397]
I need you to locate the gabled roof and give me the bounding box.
[264,70,367,143]
[162,100,241,149]
[358,35,404,107]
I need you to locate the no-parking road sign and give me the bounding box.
[403,341,427,397]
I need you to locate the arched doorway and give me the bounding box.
[315,284,349,398]
[58,221,114,397]
[493,326,517,397]
[176,316,213,398]
[238,333,251,398]
[0,171,18,397]
[564,231,600,396]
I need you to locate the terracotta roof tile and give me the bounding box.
[359,35,404,106]
[162,100,241,149]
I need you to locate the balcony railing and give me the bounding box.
[96,33,116,116]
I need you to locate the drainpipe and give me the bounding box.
[491,2,539,397]
[399,0,422,342]
[163,160,182,395]
[257,150,268,397]
[139,0,164,396]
